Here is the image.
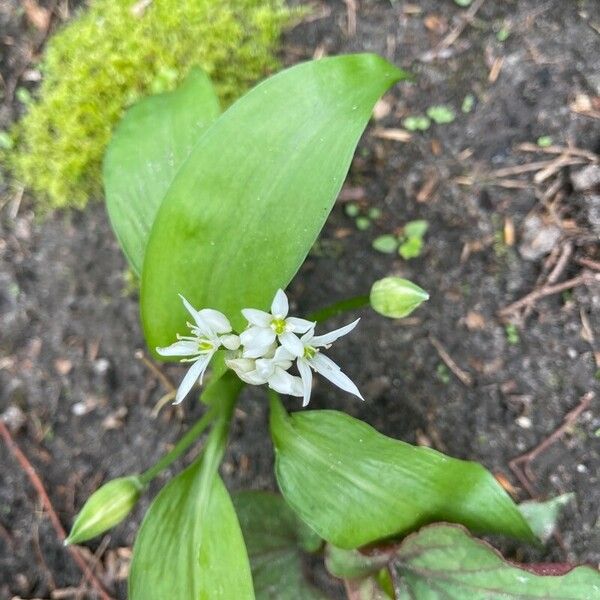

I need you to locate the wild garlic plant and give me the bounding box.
[66,55,599,599]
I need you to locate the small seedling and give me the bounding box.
[461,94,475,113]
[496,25,511,42]
[537,135,553,148]
[403,115,431,131]
[426,105,456,124]
[372,220,428,259]
[436,363,451,384]
[505,323,520,345]
[344,202,360,218]
[355,216,371,230]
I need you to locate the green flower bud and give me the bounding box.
[65,476,144,545]
[370,277,429,319]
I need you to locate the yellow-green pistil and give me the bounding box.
[198,340,214,352]
[271,318,287,335]
[304,346,316,359]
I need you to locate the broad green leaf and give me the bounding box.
[129,460,254,599]
[104,69,221,275]
[326,525,600,599]
[141,54,408,352]
[392,524,600,599]
[270,399,535,549]
[520,493,575,543]
[233,491,327,599]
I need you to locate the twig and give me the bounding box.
[575,256,600,272]
[498,271,599,317]
[438,0,485,50]
[490,159,584,178]
[0,421,115,600]
[516,143,599,162]
[344,0,357,36]
[509,392,594,496]
[546,242,573,285]
[135,349,175,392]
[429,335,473,386]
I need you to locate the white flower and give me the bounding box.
[240,289,314,358]
[292,319,363,407]
[156,295,240,404]
[226,346,303,397]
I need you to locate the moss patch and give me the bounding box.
[10,0,300,210]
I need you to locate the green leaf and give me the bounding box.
[403,219,428,239]
[130,460,254,600]
[233,491,327,599]
[520,493,575,543]
[370,277,429,319]
[398,236,423,259]
[371,235,398,254]
[391,524,600,599]
[326,525,600,599]
[269,399,535,549]
[140,54,408,351]
[104,69,221,275]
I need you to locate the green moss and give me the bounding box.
[10,0,301,210]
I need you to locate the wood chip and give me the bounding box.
[372,127,412,142]
[488,57,504,83]
[416,175,439,203]
[464,311,486,330]
[23,0,51,31]
[504,216,515,246]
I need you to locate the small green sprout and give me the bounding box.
[461,94,475,113]
[505,323,520,345]
[403,115,431,131]
[537,135,553,148]
[496,26,511,42]
[371,220,428,259]
[436,363,451,384]
[355,216,371,231]
[344,203,360,217]
[426,105,456,125]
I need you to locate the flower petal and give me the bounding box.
[271,289,289,318]
[174,353,212,404]
[220,334,240,351]
[309,353,363,400]
[255,357,276,380]
[156,340,199,357]
[273,345,295,362]
[240,326,276,353]
[268,368,303,397]
[242,308,272,327]
[310,318,360,348]
[178,294,206,332]
[286,317,316,334]
[197,308,232,334]
[226,358,267,385]
[297,358,313,407]
[279,331,305,357]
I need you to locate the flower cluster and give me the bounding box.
[157,289,363,406]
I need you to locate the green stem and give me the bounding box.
[139,406,218,486]
[308,294,370,323]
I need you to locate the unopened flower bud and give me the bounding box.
[370,277,429,319]
[65,476,144,545]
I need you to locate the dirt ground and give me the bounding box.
[1,0,600,598]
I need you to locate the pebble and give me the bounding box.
[516,415,532,429]
[519,215,562,261]
[1,404,26,432]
